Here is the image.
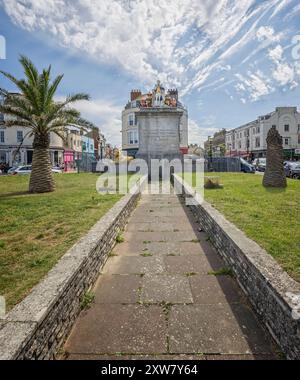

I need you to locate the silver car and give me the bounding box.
[284,162,300,179]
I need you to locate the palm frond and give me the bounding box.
[65,93,90,103]
[45,74,64,107]
[2,119,33,128]
[19,55,39,87]
[0,104,33,123]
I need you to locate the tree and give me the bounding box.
[263,125,287,188]
[0,56,94,193]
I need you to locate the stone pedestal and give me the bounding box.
[135,108,183,171]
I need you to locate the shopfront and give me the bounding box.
[63,149,75,172]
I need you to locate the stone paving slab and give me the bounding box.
[124,230,201,243]
[131,215,193,224]
[102,256,165,274]
[189,275,243,304]
[65,304,167,355]
[164,254,224,274]
[126,222,194,232]
[204,354,277,360]
[132,208,191,219]
[66,353,276,360]
[94,275,142,304]
[141,274,193,304]
[112,241,147,256]
[66,354,206,360]
[144,242,207,256]
[168,304,275,355]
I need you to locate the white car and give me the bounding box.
[12,165,63,175]
[52,167,63,173]
[13,165,32,175]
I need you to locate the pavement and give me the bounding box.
[63,187,279,360]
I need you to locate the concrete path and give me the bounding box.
[64,190,278,360]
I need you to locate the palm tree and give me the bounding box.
[0,56,94,193]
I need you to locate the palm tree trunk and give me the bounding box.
[29,137,55,193]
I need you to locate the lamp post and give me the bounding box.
[209,137,213,172]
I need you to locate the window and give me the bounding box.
[272,125,276,128]
[284,138,289,146]
[284,124,289,132]
[0,130,4,143]
[298,124,300,132]
[127,130,138,145]
[128,113,135,126]
[255,137,260,148]
[238,141,241,149]
[257,126,260,133]
[17,130,23,143]
[90,144,93,151]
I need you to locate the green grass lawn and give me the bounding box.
[0,173,123,310]
[184,172,300,282]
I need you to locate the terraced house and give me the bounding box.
[226,107,300,160]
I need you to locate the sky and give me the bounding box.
[0,0,300,147]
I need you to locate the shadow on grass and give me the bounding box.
[0,190,31,199]
[263,186,287,194]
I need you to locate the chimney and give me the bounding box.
[168,89,178,100]
[131,90,142,101]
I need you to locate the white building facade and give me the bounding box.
[0,122,64,167]
[122,82,188,157]
[226,107,300,160]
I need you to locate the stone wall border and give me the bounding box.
[0,175,148,360]
[173,174,300,360]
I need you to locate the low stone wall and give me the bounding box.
[0,176,147,360]
[173,174,300,360]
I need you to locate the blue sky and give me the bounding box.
[0,0,300,146]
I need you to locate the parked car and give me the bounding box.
[252,158,266,172]
[240,158,255,173]
[12,165,63,175]
[52,166,63,173]
[7,166,19,175]
[284,162,300,179]
[13,165,32,175]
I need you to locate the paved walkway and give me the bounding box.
[64,190,278,360]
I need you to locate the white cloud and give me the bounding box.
[268,44,297,87]
[268,45,284,62]
[0,0,286,95]
[2,0,300,104]
[74,98,122,146]
[235,71,274,102]
[256,26,280,42]
[272,62,295,86]
[188,116,219,146]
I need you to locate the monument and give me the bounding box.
[263,126,287,188]
[135,81,184,168]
